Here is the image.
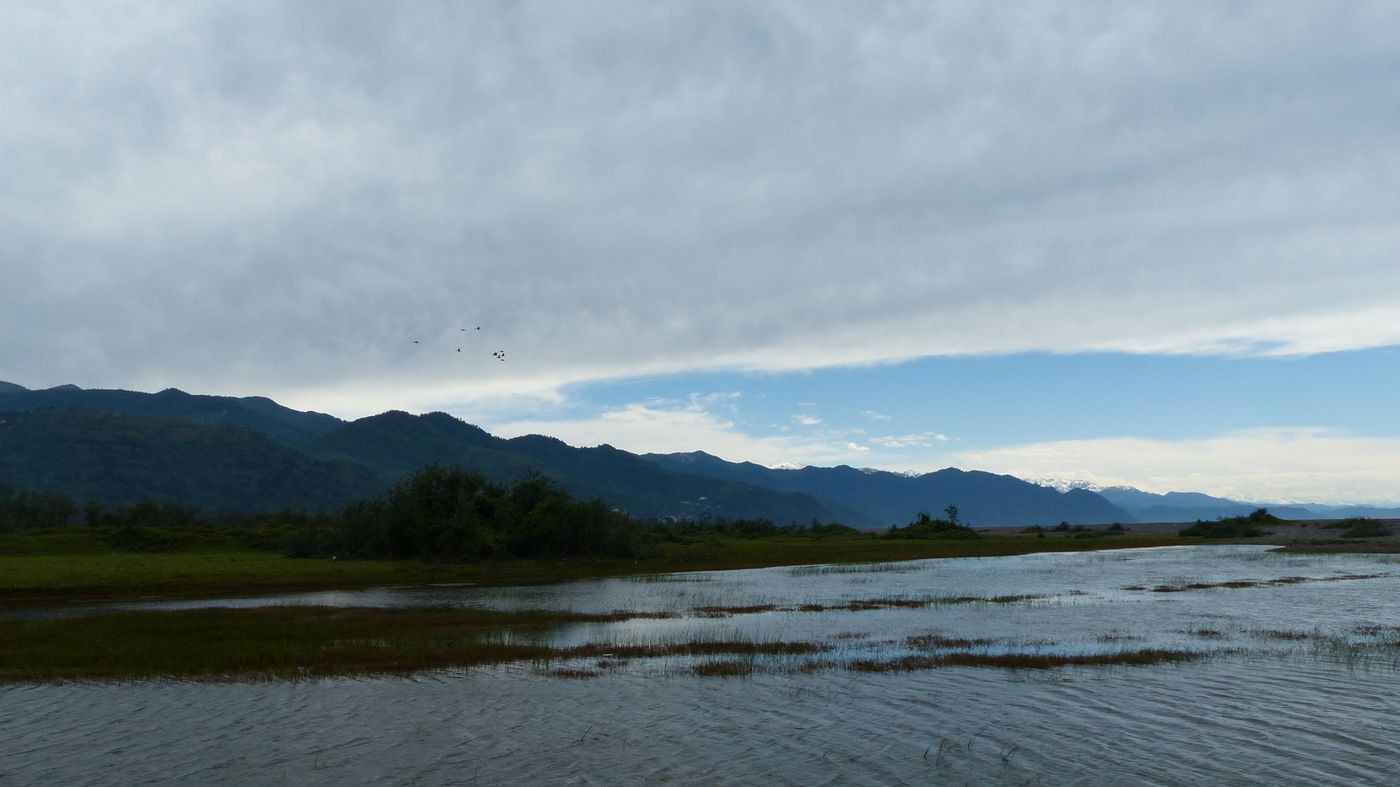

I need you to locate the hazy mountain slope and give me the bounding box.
[0,382,342,446]
[1301,504,1400,519]
[0,409,376,511]
[645,452,1134,526]
[1097,484,1316,520]
[504,434,864,524]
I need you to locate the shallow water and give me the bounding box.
[6,545,1400,785]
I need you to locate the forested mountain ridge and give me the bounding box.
[0,381,1136,525]
[0,383,851,522]
[0,408,375,511]
[0,381,340,446]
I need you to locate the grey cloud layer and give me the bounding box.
[4,2,1399,405]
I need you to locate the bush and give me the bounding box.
[322,465,652,561]
[1179,517,1266,538]
[882,512,980,540]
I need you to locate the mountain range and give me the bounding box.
[5,380,1388,526]
[0,381,1142,526]
[1037,479,1400,522]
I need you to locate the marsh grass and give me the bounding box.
[905,633,999,649]
[846,648,1209,672]
[686,593,1055,619]
[0,605,837,682]
[1145,573,1390,593]
[1,531,1186,605]
[1252,629,1314,641]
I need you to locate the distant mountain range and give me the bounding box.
[0,380,1142,526]
[0,382,842,524]
[644,451,1130,526]
[5,380,1386,526]
[1036,479,1400,522]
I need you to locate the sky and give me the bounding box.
[3,2,1399,504]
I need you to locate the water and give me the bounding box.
[5,545,1400,785]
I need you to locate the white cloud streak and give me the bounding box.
[956,429,1400,505]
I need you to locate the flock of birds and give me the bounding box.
[411,327,506,361]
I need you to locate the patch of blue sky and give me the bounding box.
[558,347,1400,448]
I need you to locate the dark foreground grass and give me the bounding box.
[0,530,1185,604]
[0,603,1220,682]
[0,605,830,683]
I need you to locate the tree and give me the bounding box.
[944,504,959,526]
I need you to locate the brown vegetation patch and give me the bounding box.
[905,633,998,649]
[690,594,1050,618]
[1147,573,1390,593]
[847,648,1208,672]
[693,604,779,617]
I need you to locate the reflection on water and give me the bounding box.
[6,546,1400,785]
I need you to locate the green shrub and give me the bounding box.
[882,512,980,540]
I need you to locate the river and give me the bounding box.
[5,545,1400,785]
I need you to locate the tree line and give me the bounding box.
[3,466,946,560]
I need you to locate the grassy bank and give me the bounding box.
[0,605,824,682]
[0,528,1183,603]
[0,604,1208,683]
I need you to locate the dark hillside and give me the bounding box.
[0,409,376,511]
[0,383,341,446]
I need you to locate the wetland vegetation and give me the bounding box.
[8,467,1400,687]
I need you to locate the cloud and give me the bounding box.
[486,391,1400,503]
[871,433,950,449]
[4,3,1400,410]
[955,428,1400,505]
[792,414,823,426]
[491,396,864,467]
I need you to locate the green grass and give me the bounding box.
[0,529,1186,604]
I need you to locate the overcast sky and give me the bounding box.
[4,2,1399,503]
